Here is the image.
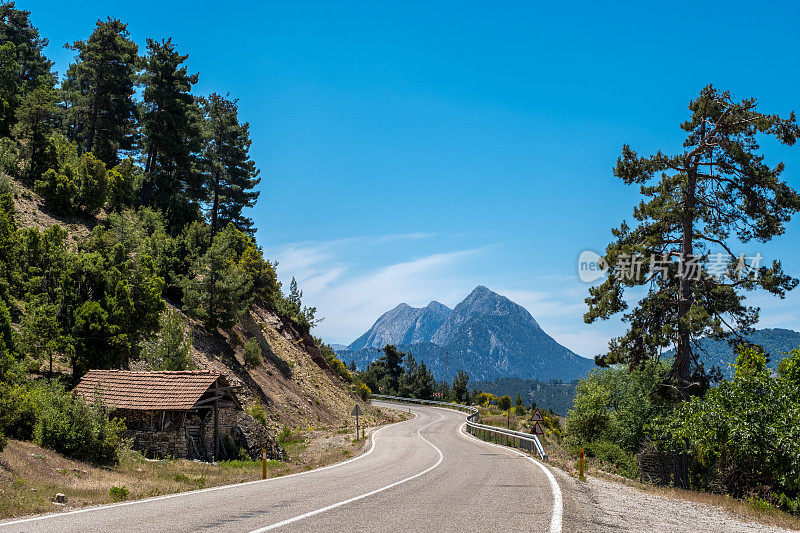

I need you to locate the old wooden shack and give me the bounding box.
[73,370,242,461]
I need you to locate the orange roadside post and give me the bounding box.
[262,448,267,480]
[579,448,585,480]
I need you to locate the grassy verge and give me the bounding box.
[0,418,397,520]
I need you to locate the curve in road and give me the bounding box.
[0,401,563,532]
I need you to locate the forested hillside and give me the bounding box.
[0,2,369,462]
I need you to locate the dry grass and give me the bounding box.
[0,416,403,520]
[471,405,800,530]
[588,470,800,531]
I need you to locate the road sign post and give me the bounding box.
[351,404,363,440]
[262,448,267,480]
[579,448,585,480]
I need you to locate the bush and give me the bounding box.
[35,150,108,216]
[514,405,526,416]
[277,426,291,445]
[0,430,6,452]
[358,382,371,402]
[142,309,194,371]
[109,486,129,501]
[0,138,17,177]
[0,382,40,440]
[106,158,138,211]
[498,395,512,411]
[30,382,125,465]
[585,441,636,478]
[646,345,800,510]
[245,401,268,427]
[243,339,262,369]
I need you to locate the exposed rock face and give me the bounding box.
[339,286,595,382]
[430,286,542,346]
[231,412,286,461]
[347,301,451,351]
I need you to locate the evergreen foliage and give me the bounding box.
[586,86,800,395]
[140,37,203,230]
[200,93,260,236]
[142,309,193,371]
[62,18,138,167]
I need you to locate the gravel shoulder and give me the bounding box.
[562,473,799,532]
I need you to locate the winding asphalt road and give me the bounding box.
[0,401,581,532]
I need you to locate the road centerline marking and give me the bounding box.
[0,413,419,529]
[247,411,446,533]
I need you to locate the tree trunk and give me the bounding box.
[675,168,696,384]
[211,169,219,236]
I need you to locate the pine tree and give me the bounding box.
[62,18,138,168]
[0,2,54,135]
[182,223,253,330]
[288,277,301,306]
[586,86,800,397]
[200,93,260,236]
[12,82,57,180]
[452,370,469,403]
[140,38,203,230]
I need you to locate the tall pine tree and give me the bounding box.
[200,93,260,236]
[140,38,203,231]
[12,83,57,181]
[586,86,800,397]
[62,18,138,168]
[0,1,54,135]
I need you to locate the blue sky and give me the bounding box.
[22,1,800,356]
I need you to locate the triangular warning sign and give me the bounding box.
[530,422,545,435]
[529,408,544,422]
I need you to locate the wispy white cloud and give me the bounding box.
[268,233,799,356]
[269,234,487,343]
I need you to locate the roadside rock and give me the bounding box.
[231,412,286,461]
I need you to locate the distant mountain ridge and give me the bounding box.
[337,286,594,382]
[667,328,800,379]
[347,301,451,352]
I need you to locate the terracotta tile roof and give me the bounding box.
[73,370,225,411]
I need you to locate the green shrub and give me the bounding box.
[143,309,194,371]
[0,382,41,440]
[109,486,129,501]
[229,331,242,347]
[0,138,18,177]
[35,150,108,216]
[245,401,268,427]
[277,426,291,445]
[498,395,512,411]
[358,382,371,402]
[106,158,138,211]
[586,441,636,478]
[0,429,6,452]
[243,339,262,369]
[647,345,800,510]
[30,382,125,465]
[514,405,526,416]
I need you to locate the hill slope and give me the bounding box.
[9,177,384,433]
[668,328,800,379]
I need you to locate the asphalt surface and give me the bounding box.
[0,401,571,532]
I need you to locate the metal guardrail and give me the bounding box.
[372,394,547,460]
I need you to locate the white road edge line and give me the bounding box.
[0,413,419,529]
[247,412,446,533]
[458,420,563,533]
